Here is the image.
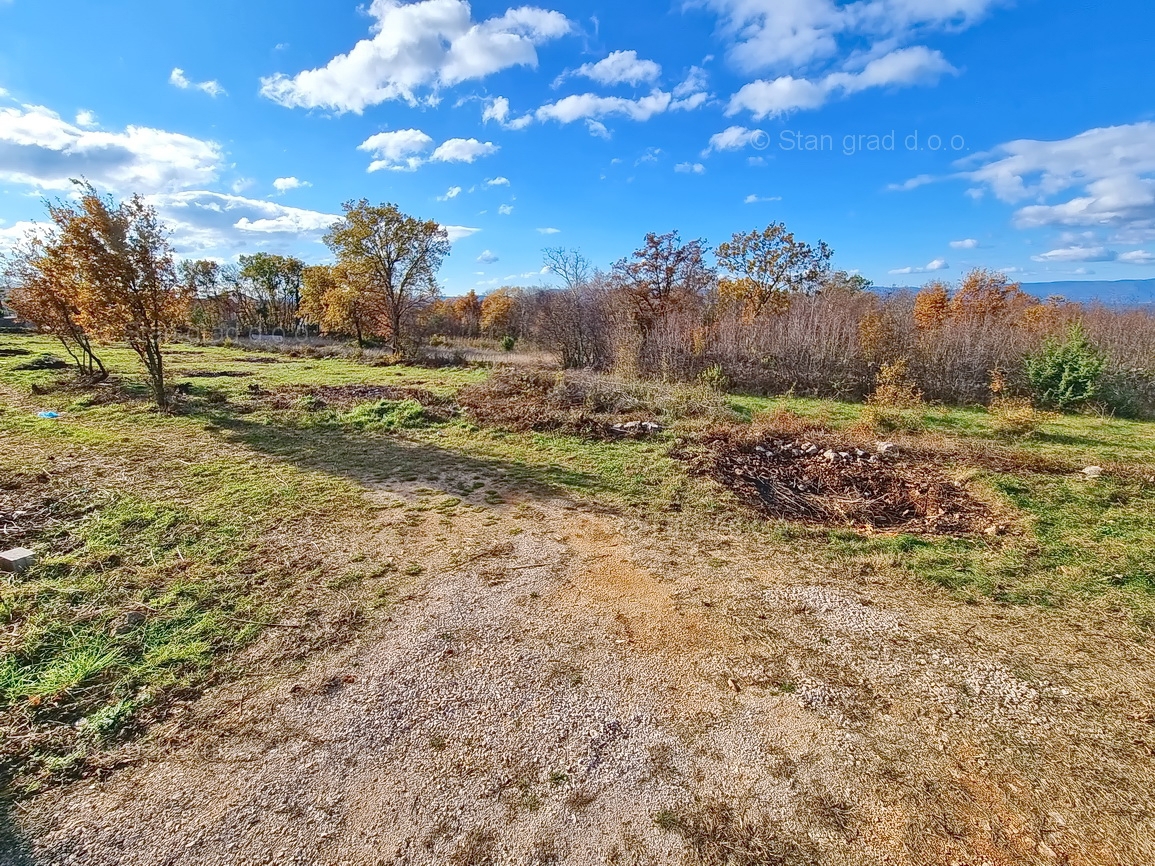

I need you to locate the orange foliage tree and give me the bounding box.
[3,232,107,380]
[715,223,832,319]
[5,183,188,405]
[300,263,383,348]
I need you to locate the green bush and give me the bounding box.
[1025,323,1106,411]
[343,399,429,430]
[500,335,517,352]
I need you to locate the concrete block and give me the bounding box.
[0,548,36,573]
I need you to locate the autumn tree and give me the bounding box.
[3,233,106,380]
[324,201,449,354]
[715,223,832,318]
[49,184,190,407]
[300,263,381,348]
[913,281,952,330]
[239,252,305,333]
[480,288,519,338]
[453,289,482,337]
[611,231,714,327]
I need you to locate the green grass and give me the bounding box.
[4,332,1155,786]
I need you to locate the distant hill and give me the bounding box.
[1019,279,1155,305]
[882,279,1155,306]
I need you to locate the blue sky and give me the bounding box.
[1,0,1154,294]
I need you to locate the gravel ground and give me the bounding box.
[7,483,1155,866]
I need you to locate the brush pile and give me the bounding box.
[694,437,995,535]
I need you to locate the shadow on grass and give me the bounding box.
[0,800,35,865]
[195,406,615,505]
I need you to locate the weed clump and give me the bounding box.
[344,398,430,430]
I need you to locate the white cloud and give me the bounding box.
[957,123,1155,242]
[0,101,222,194]
[1030,246,1116,264]
[477,249,499,264]
[950,238,979,249]
[673,66,709,98]
[74,110,98,129]
[675,162,706,174]
[537,227,561,234]
[486,176,511,186]
[1120,250,1155,265]
[889,258,950,275]
[260,0,572,113]
[482,95,534,129]
[572,50,661,87]
[727,46,956,119]
[744,194,781,203]
[535,83,708,127]
[170,68,226,98]
[498,204,514,215]
[357,128,435,171]
[437,185,464,201]
[356,130,496,172]
[444,225,481,242]
[703,125,765,155]
[586,119,612,139]
[0,221,41,254]
[704,0,1001,74]
[537,90,673,124]
[430,137,499,163]
[273,176,310,194]
[145,191,337,255]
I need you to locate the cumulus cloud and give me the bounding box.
[437,185,463,201]
[537,227,561,234]
[950,238,980,249]
[170,68,226,98]
[570,50,661,87]
[482,96,534,130]
[145,191,337,255]
[727,46,956,119]
[0,101,222,194]
[357,129,497,171]
[703,125,766,156]
[536,87,705,126]
[889,258,950,275]
[498,204,514,215]
[431,137,499,163]
[0,221,41,254]
[486,176,511,186]
[704,0,1001,74]
[260,0,572,113]
[477,249,499,264]
[1120,250,1155,265]
[273,176,310,194]
[957,123,1155,242]
[675,162,705,174]
[744,194,781,203]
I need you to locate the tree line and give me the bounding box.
[4,182,1154,417]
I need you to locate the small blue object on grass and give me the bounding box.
[37,411,60,419]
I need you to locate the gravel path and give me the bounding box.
[8,485,1155,865]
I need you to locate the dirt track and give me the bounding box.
[8,474,1155,865]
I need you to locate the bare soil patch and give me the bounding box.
[684,435,999,536]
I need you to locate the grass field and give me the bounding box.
[3,332,1155,790]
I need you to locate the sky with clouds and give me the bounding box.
[1,0,1153,292]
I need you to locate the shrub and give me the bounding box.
[1025,323,1106,411]
[500,335,517,352]
[869,358,924,409]
[343,399,429,430]
[697,364,730,392]
[988,396,1053,439]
